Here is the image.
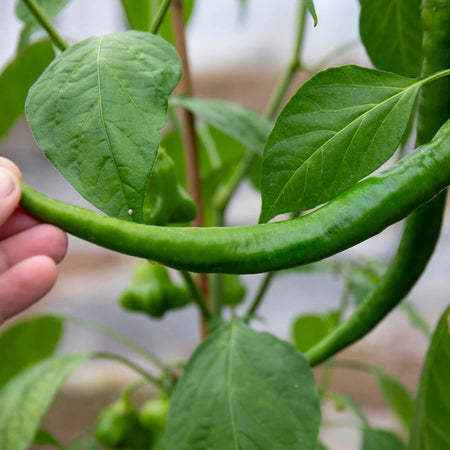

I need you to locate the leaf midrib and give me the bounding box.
[226,322,240,450]
[96,37,130,213]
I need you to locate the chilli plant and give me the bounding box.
[0,0,449,449]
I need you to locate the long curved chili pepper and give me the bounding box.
[306,0,450,367]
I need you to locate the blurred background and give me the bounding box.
[1,0,449,448]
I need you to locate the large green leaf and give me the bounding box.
[410,306,450,450]
[121,0,194,44]
[15,0,71,53]
[0,316,62,389]
[166,320,321,450]
[171,96,272,155]
[359,0,422,78]
[260,65,427,222]
[362,428,405,450]
[0,353,88,450]
[26,31,182,222]
[0,40,54,142]
[376,371,414,431]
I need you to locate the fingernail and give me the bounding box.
[0,169,15,198]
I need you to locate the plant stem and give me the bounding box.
[232,4,309,323]
[264,0,308,120]
[172,0,211,338]
[213,151,255,213]
[91,352,163,387]
[330,359,379,374]
[149,0,174,34]
[22,0,68,51]
[181,271,212,321]
[303,38,359,72]
[244,272,275,323]
[51,313,166,371]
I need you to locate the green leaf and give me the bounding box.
[0,316,62,389]
[399,301,431,338]
[0,353,88,450]
[362,428,405,450]
[26,31,182,222]
[359,0,422,77]
[410,306,450,450]
[166,320,321,450]
[375,371,414,431]
[171,96,272,154]
[121,0,194,44]
[34,429,62,448]
[315,443,328,450]
[16,0,71,53]
[0,40,54,142]
[292,312,338,353]
[260,65,426,222]
[302,0,318,26]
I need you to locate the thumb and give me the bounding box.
[0,167,21,227]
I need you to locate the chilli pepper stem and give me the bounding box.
[22,0,69,51]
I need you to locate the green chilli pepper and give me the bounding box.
[95,398,148,449]
[306,0,450,366]
[19,117,450,275]
[120,261,190,318]
[144,149,196,226]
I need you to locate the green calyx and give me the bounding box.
[120,261,190,318]
[144,149,196,226]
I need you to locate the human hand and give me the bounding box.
[0,157,67,325]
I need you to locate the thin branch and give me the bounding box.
[244,272,275,323]
[22,0,68,51]
[91,352,163,387]
[181,271,212,322]
[264,0,308,120]
[51,313,166,371]
[149,0,174,34]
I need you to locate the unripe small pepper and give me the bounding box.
[221,274,246,306]
[120,261,190,318]
[144,149,196,226]
[95,398,148,449]
[139,394,170,447]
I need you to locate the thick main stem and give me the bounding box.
[172,0,211,337]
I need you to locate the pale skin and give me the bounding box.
[0,157,67,325]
